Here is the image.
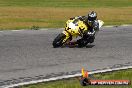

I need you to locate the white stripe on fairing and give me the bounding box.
[3,66,132,88]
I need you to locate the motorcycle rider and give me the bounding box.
[69,11,99,47]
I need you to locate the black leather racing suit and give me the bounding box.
[70,16,99,46]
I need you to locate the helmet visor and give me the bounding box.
[88,17,96,22]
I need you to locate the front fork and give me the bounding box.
[62,30,72,44]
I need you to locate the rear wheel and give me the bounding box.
[53,33,66,48]
[77,39,89,47]
[77,35,95,47]
[89,36,95,43]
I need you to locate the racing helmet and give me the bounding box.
[87,11,97,23]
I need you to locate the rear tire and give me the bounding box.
[77,39,88,48]
[77,35,95,47]
[53,33,66,48]
[89,36,95,43]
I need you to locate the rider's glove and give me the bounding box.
[87,30,95,36]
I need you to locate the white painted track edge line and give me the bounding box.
[0,24,131,32]
[3,66,132,88]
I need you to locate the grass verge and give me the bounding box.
[0,7,132,30]
[0,0,132,30]
[21,69,132,88]
[0,0,131,8]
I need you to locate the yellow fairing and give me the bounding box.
[62,19,88,43]
[62,30,70,43]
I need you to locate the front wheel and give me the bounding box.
[52,33,66,48]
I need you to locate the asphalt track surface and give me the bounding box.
[0,26,132,86]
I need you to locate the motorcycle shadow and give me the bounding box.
[85,44,95,48]
[61,44,95,48]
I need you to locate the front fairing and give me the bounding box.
[65,19,88,37]
[65,20,79,36]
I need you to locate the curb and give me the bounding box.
[3,66,132,88]
[0,24,132,32]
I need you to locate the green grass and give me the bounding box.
[0,0,132,30]
[21,69,132,88]
[0,0,131,8]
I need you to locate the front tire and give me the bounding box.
[53,33,66,48]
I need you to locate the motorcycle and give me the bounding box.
[52,18,104,48]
